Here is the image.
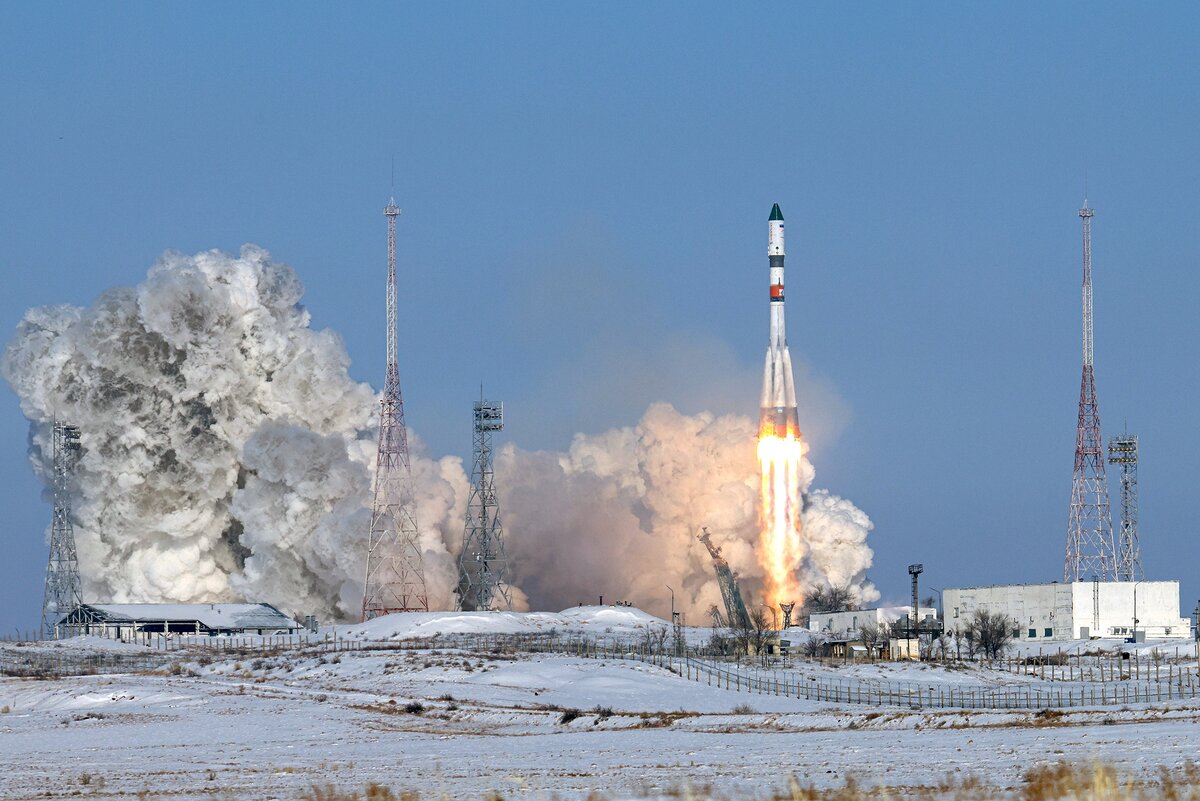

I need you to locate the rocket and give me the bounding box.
[759,203,801,439]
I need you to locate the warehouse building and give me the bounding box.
[57,603,301,640]
[942,581,1191,642]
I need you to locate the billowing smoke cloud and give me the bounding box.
[3,246,877,623]
[500,404,877,615]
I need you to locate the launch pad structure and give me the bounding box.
[699,527,752,631]
[362,196,428,620]
[456,395,513,612]
[41,421,83,639]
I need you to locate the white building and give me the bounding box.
[808,606,938,637]
[943,581,1191,642]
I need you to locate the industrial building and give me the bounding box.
[808,606,938,637]
[57,603,301,639]
[943,581,1191,642]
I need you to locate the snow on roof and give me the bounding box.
[80,603,296,630]
[339,605,670,641]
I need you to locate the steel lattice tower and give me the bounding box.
[41,421,83,639]
[1064,201,1117,582]
[1108,434,1142,581]
[456,396,512,611]
[361,197,428,621]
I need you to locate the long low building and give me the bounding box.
[808,606,939,636]
[943,581,1192,642]
[58,603,302,639]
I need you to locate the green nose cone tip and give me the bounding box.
[769,203,784,221]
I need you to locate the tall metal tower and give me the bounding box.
[361,197,428,621]
[1064,201,1117,582]
[41,421,83,639]
[456,395,512,611]
[1108,434,1142,581]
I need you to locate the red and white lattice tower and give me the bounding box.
[362,197,428,620]
[1064,201,1116,582]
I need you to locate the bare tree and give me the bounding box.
[858,621,890,659]
[801,633,826,658]
[963,609,1014,659]
[803,584,858,615]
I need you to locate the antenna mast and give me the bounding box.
[1064,201,1117,582]
[455,393,513,611]
[41,421,83,639]
[362,195,428,620]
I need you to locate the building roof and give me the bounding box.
[66,603,297,631]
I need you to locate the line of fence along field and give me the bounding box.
[6,629,1200,711]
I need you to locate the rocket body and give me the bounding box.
[759,203,801,439]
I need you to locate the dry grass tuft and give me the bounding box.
[298,762,1200,801]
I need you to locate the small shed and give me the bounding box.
[58,603,300,639]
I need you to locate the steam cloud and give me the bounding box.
[3,246,877,622]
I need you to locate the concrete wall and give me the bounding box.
[944,581,1190,642]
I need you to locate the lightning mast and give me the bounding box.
[1108,434,1142,581]
[41,421,83,639]
[456,394,513,611]
[1064,201,1117,582]
[362,196,428,620]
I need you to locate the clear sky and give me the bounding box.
[2,5,1198,634]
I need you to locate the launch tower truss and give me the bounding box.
[362,197,428,620]
[699,527,753,632]
[1064,202,1116,582]
[456,396,513,611]
[1107,434,1142,581]
[41,421,83,639]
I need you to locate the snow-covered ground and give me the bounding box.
[2,610,1199,800]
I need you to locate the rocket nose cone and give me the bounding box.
[769,203,784,221]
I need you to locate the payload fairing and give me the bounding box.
[759,203,801,439]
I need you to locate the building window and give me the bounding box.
[1028,629,1037,638]
[1044,628,1052,637]
[954,607,959,619]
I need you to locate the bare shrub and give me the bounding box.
[963,609,1015,659]
[558,708,581,724]
[731,703,756,715]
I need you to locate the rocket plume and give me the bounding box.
[757,203,807,610]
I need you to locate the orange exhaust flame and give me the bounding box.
[757,428,806,612]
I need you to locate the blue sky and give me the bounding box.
[1,5,1198,633]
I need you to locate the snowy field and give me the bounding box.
[2,609,1200,800]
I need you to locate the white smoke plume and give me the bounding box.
[500,403,878,615]
[3,246,877,623]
